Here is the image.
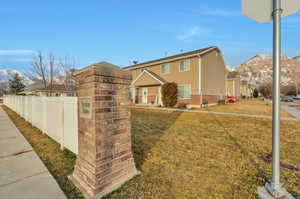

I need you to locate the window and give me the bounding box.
[178,85,191,99]
[161,63,170,74]
[179,59,190,72]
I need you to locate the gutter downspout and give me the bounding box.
[198,55,202,106]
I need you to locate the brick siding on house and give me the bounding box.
[177,95,201,105]
[202,95,221,104]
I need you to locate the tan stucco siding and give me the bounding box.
[148,86,159,95]
[133,72,161,86]
[235,79,241,97]
[131,57,199,95]
[240,85,251,97]
[226,78,240,97]
[201,51,226,96]
[227,80,234,96]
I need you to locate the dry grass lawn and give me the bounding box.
[3,106,300,199]
[199,103,293,118]
[294,106,300,110]
[240,98,265,102]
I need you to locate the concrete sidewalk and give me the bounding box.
[0,107,67,199]
[281,104,300,120]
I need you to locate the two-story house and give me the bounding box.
[124,46,227,107]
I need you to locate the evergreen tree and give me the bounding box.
[9,73,26,94]
[253,88,259,98]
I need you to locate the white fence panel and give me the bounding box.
[3,95,78,154]
[35,97,44,130]
[46,97,63,144]
[63,97,78,154]
[32,97,39,128]
[26,96,33,123]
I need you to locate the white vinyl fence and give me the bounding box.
[3,95,78,154]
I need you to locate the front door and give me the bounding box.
[142,88,148,104]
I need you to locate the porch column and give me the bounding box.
[130,86,136,104]
[70,62,139,199]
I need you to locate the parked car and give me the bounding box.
[225,96,239,103]
[281,96,294,102]
[293,95,300,100]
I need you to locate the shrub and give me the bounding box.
[253,88,259,98]
[161,82,178,107]
[218,99,225,105]
[202,99,208,107]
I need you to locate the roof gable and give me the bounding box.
[132,70,166,86]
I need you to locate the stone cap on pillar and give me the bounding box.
[74,61,132,80]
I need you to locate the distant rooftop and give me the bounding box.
[227,71,239,79]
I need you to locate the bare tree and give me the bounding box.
[27,51,59,93]
[28,51,48,89]
[258,82,272,98]
[281,84,296,96]
[48,53,59,94]
[291,71,300,96]
[59,55,76,92]
[0,82,8,96]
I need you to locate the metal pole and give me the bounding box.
[272,0,281,187]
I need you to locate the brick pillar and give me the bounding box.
[70,62,139,199]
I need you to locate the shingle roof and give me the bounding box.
[123,46,218,70]
[227,71,239,79]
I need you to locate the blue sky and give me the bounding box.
[0,0,299,71]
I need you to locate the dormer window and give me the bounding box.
[179,59,190,72]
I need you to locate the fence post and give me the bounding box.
[69,62,139,199]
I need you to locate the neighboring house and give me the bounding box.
[19,84,76,96]
[240,80,253,97]
[226,72,253,98]
[226,71,241,97]
[124,46,227,107]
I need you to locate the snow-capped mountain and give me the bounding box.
[0,69,32,85]
[235,54,300,87]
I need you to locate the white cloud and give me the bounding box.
[0,50,35,55]
[178,26,211,40]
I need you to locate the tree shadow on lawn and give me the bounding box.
[211,114,269,180]
[213,115,300,198]
[131,108,182,170]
